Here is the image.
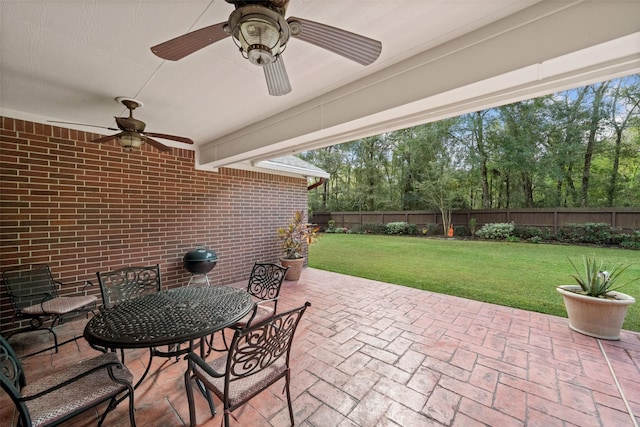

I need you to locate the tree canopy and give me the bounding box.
[303,76,640,212]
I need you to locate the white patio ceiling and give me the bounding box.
[1,1,639,174]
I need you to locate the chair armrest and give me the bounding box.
[185,352,225,378]
[81,279,94,292]
[232,297,279,330]
[54,279,94,294]
[19,353,126,401]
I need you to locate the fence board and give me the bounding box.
[312,208,640,234]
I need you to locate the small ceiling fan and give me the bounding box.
[49,97,194,152]
[150,0,382,96]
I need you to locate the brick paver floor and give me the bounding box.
[2,268,639,426]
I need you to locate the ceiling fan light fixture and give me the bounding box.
[229,5,290,67]
[240,19,280,65]
[118,132,143,151]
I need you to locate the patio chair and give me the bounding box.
[208,262,288,352]
[96,264,162,309]
[184,302,310,427]
[0,334,136,426]
[238,262,289,327]
[95,264,187,367]
[1,264,97,354]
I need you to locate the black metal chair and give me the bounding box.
[1,264,97,354]
[237,262,289,327]
[184,302,310,427]
[0,334,136,426]
[95,264,188,369]
[96,264,162,309]
[208,262,288,353]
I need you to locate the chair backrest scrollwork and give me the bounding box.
[246,262,288,303]
[226,301,309,382]
[97,264,162,309]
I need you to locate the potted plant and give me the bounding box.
[556,254,637,340]
[276,210,320,280]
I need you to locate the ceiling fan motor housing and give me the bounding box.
[229,5,290,66]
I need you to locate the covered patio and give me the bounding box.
[3,268,639,426]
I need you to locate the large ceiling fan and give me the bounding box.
[150,0,382,96]
[49,97,194,152]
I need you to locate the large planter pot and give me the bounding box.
[279,258,305,281]
[556,285,636,340]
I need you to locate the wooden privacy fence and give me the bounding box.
[312,208,640,234]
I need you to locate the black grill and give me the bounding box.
[183,248,217,275]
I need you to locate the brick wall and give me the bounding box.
[0,117,308,334]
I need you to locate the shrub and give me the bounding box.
[454,225,468,237]
[513,226,552,241]
[475,222,515,240]
[384,222,417,235]
[426,223,441,235]
[469,218,477,235]
[528,236,543,244]
[556,223,620,245]
[360,223,386,234]
[620,231,640,250]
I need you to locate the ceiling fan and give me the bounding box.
[150,0,382,96]
[49,97,194,152]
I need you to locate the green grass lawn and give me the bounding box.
[308,234,640,332]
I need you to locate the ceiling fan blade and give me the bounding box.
[48,120,119,131]
[144,137,172,152]
[151,22,230,61]
[287,17,381,66]
[264,57,291,96]
[143,132,194,145]
[91,133,122,144]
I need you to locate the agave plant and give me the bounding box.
[568,254,637,297]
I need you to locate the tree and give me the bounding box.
[581,82,610,206]
[302,76,639,212]
[607,76,640,206]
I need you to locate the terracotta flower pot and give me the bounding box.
[279,258,305,281]
[556,285,635,340]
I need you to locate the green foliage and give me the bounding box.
[620,231,640,250]
[276,210,320,259]
[426,223,441,235]
[361,223,386,234]
[513,226,552,240]
[384,222,417,235]
[305,76,640,212]
[475,222,515,240]
[568,254,638,297]
[454,225,468,236]
[469,218,477,235]
[556,223,620,245]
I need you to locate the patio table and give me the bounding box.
[83,285,253,387]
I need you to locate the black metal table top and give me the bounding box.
[84,286,253,349]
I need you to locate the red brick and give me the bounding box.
[0,117,309,333]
